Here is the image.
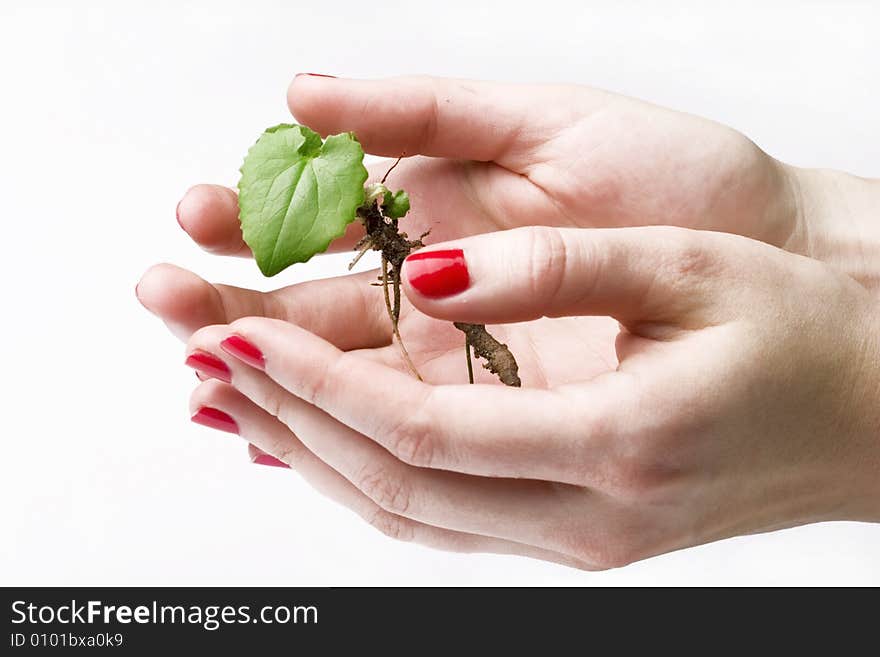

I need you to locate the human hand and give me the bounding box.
[182,75,797,255]
[137,75,880,567]
[174,75,880,293]
[180,225,880,568]
[146,73,872,367]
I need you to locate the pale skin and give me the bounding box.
[137,75,880,569]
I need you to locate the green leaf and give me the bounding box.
[384,190,410,219]
[237,123,368,276]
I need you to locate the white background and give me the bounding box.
[1,1,878,585]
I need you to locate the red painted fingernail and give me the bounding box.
[185,351,232,383]
[220,335,265,370]
[191,407,239,434]
[252,453,291,469]
[404,249,470,298]
[296,72,337,78]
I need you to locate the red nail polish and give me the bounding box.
[191,407,239,434]
[220,334,265,369]
[252,453,291,469]
[185,351,232,383]
[404,249,470,298]
[297,72,337,78]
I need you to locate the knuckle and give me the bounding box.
[297,352,344,408]
[608,455,652,496]
[259,385,288,420]
[672,243,712,279]
[365,507,416,543]
[356,464,414,516]
[586,390,685,500]
[258,290,287,324]
[601,453,678,502]
[523,226,569,307]
[586,539,641,571]
[404,76,441,154]
[271,443,301,470]
[663,231,720,282]
[385,408,436,468]
[299,371,329,408]
[564,525,643,571]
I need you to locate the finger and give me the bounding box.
[187,335,587,555]
[190,380,592,569]
[216,317,633,485]
[137,264,391,347]
[288,75,602,168]
[176,184,251,257]
[400,225,754,330]
[177,182,371,257]
[176,157,500,260]
[137,263,266,340]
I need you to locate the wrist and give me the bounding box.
[827,301,880,523]
[782,165,880,292]
[853,308,880,522]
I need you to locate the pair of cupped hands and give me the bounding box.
[137,75,880,569]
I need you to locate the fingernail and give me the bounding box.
[296,72,337,79]
[220,334,265,370]
[404,249,470,298]
[175,199,182,228]
[252,453,291,469]
[191,407,239,434]
[185,351,232,383]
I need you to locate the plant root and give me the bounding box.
[464,335,475,384]
[382,255,422,381]
[353,166,522,388]
[453,323,521,387]
[347,240,372,271]
[354,199,427,380]
[380,155,404,184]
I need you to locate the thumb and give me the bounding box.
[401,226,741,328]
